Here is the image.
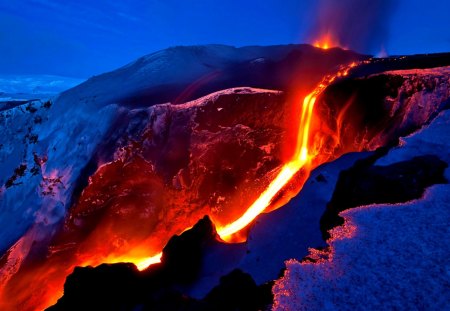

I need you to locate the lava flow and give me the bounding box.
[0,62,358,311]
[205,63,357,241]
[216,92,315,238]
[131,85,323,268]
[133,62,358,268]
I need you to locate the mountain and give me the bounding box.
[56,44,366,108]
[0,45,449,311]
[45,63,450,311]
[0,74,84,97]
[0,44,365,255]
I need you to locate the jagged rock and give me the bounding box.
[272,110,450,311]
[0,44,364,255]
[321,154,448,239]
[47,217,215,310]
[204,269,273,311]
[50,88,289,266]
[47,217,271,311]
[315,66,450,156]
[2,50,450,311]
[161,216,218,283]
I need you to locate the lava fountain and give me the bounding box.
[313,32,341,50]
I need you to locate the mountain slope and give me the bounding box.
[0,44,364,254]
[56,44,366,108]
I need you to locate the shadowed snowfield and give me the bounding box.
[273,109,450,310]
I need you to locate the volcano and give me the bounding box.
[0,44,449,311]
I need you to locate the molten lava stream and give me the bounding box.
[126,90,318,270]
[216,94,316,239]
[134,61,358,268]
[0,62,358,311]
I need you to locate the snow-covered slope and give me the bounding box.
[0,98,118,254]
[135,65,450,301]
[1,47,449,311]
[0,74,83,97]
[55,44,365,108]
[0,87,290,311]
[0,44,364,254]
[272,110,450,310]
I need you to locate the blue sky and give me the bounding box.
[0,0,449,78]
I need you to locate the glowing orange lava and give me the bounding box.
[132,252,162,270]
[129,92,317,270]
[133,62,358,270]
[0,61,360,311]
[314,33,340,50]
[216,94,315,239]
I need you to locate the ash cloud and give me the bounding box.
[308,0,398,54]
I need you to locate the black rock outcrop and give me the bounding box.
[47,216,272,311]
[321,154,448,240]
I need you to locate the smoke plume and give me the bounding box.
[308,0,398,54]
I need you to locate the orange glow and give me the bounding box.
[133,252,162,270]
[133,85,319,265]
[313,32,340,50]
[134,61,359,267]
[0,60,360,311]
[216,62,357,242]
[79,252,163,272]
[218,162,303,238]
[217,93,316,239]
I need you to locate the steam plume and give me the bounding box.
[308,0,398,54]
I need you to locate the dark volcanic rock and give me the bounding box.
[46,217,213,310]
[2,50,450,311]
[50,88,289,264]
[321,154,448,239]
[349,52,450,78]
[0,44,364,256]
[47,216,271,311]
[53,263,142,311]
[204,269,273,311]
[161,216,218,283]
[315,66,450,156]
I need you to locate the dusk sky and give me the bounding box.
[1,0,449,78]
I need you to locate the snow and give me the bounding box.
[0,46,447,305]
[183,66,450,300]
[0,85,284,257]
[55,44,359,109]
[55,45,291,109]
[176,87,281,110]
[184,151,373,299]
[272,110,450,310]
[0,74,84,95]
[0,92,119,253]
